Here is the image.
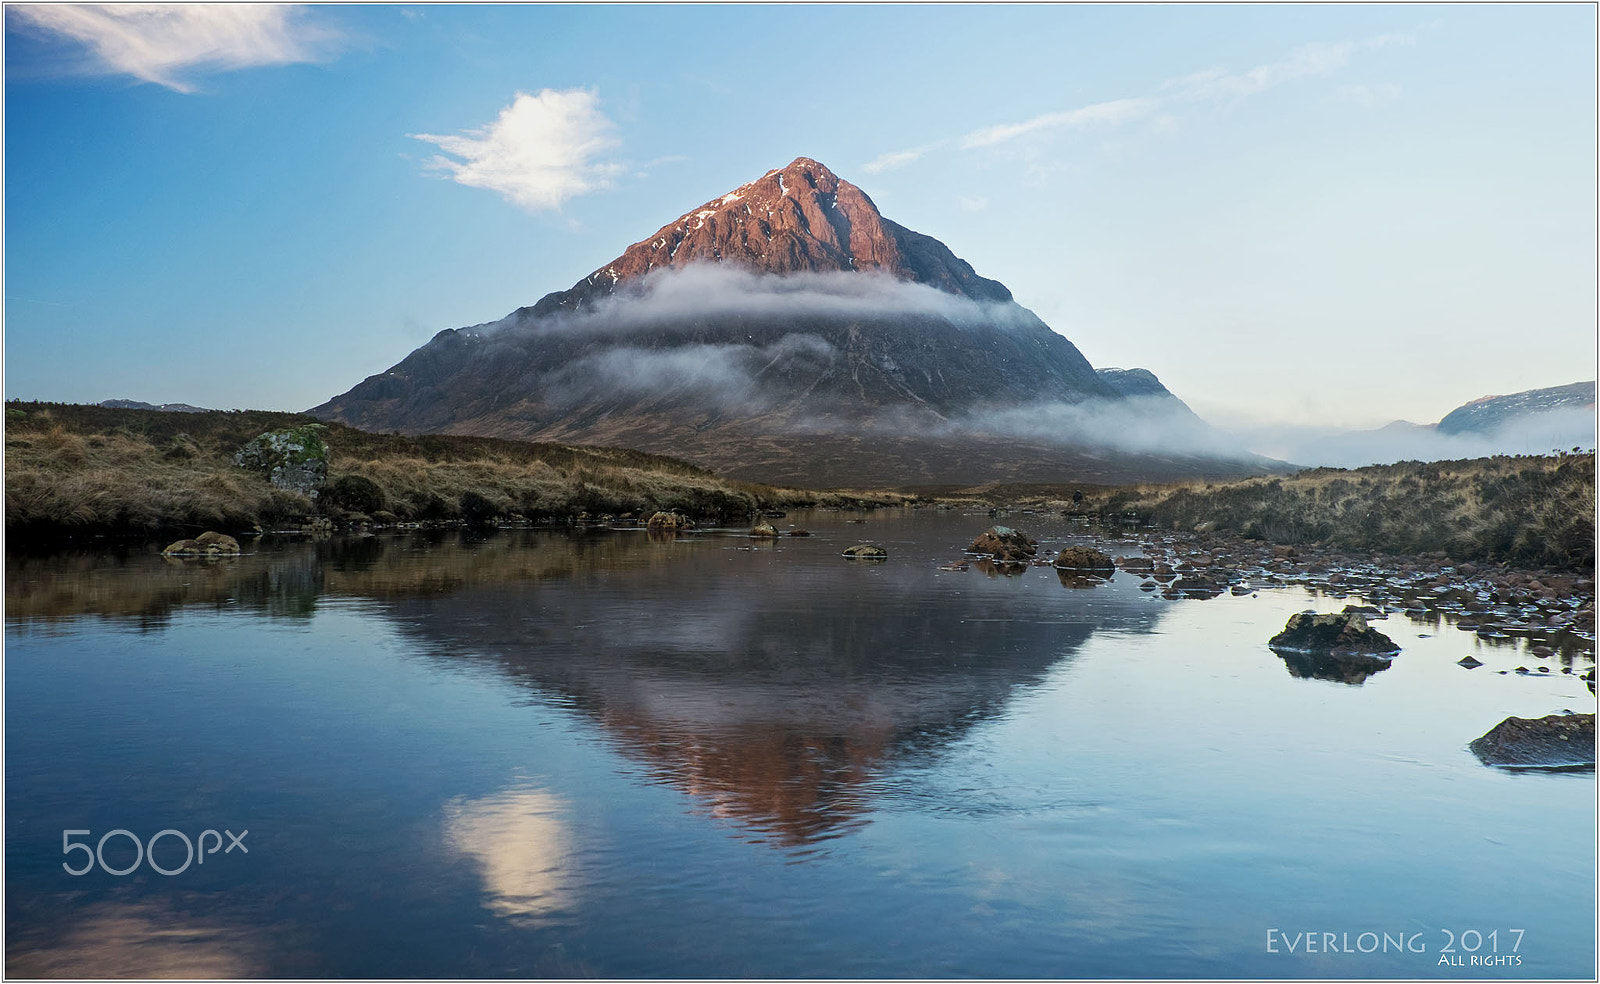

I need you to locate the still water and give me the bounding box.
[5,510,1595,978]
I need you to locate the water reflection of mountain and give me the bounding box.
[7,528,1165,849]
[385,527,1190,848]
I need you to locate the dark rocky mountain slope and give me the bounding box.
[312,158,1277,487]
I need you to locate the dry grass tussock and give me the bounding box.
[1088,454,1596,571]
[5,402,903,540]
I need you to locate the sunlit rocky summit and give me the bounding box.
[312,158,1276,486]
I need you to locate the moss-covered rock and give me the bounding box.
[842,544,887,560]
[233,425,329,498]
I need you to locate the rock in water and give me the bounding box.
[842,544,887,560]
[163,531,242,557]
[749,522,779,538]
[1053,546,1114,573]
[646,511,694,530]
[195,531,241,554]
[233,426,329,499]
[1469,713,1595,768]
[968,526,1038,563]
[1268,612,1400,657]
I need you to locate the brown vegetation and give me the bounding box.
[4,402,906,541]
[1083,454,1596,572]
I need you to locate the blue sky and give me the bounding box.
[5,3,1595,429]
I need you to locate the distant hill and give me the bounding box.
[1436,381,1595,436]
[1234,381,1596,468]
[99,399,210,414]
[311,157,1280,488]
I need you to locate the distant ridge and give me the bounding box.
[1436,381,1595,436]
[98,399,210,413]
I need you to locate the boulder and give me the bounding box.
[749,522,780,538]
[1469,713,1595,768]
[1268,612,1400,657]
[232,425,329,498]
[967,526,1037,563]
[162,531,241,557]
[195,531,241,554]
[1053,546,1115,573]
[646,511,694,530]
[841,544,887,560]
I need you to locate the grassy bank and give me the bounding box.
[4,402,906,541]
[1082,454,1596,572]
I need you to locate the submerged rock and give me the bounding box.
[841,544,887,560]
[967,526,1037,562]
[1268,612,1400,657]
[1469,713,1595,768]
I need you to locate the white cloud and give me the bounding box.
[411,89,624,212]
[7,4,334,93]
[960,97,1158,149]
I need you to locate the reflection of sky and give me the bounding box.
[444,786,575,922]
[6,900,267,979]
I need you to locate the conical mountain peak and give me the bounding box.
[520,158,1010,320]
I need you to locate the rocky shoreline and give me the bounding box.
[1063,521,1596,669]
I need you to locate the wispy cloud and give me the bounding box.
[7,4,336,93]
[861,142,945,174]
[959,97,1159,150]
[863,29,1414,170]
[411,89,624,212]
[1162,32,1413,102]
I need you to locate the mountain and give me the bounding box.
[98,399,210,413]
[1232,381,1596,469]
[1436,381,1595,436]
[312,158,1276,487]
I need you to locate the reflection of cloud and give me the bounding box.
[5,900,266,978]
[444,787,574,921]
